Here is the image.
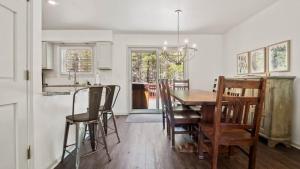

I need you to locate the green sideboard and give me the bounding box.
[234,76,295,147]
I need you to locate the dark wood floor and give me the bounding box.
[55,116,300,169]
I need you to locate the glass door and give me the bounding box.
[131,49,159,113]
[158,48,185,109]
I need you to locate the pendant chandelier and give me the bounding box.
[162,9,197,65]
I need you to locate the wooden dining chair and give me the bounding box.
[173,79,190,90]
[161,79,201,147]
[158,79,192,131]
[158,79,168,130]
[198,76,266,169]
[61,86,111,169]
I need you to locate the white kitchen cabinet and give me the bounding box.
[42,41,54,69]
[96,42,112,70]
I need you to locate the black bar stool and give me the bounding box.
[61,86,111,169]
[100,85,121,142]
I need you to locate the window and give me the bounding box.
[60,45,94,74]
[159,48,184,80]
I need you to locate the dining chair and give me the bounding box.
[158,79,168,130]
[61,86,111,169]
[198,76,266,169]
[173,79,190,90]
[172,79,189,106]
[158,79,192,131]
[161,79,201,147]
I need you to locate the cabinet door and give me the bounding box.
[96,42,112,70]
[42,42,54,69]
[42,42,47,68]
[260,80,272,137]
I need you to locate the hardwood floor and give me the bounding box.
[55,116,300,169]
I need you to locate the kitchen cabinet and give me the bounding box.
[42,41,54,69]
[96,42,112,70]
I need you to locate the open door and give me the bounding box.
[130,49,159,113]
[0,0,29,168]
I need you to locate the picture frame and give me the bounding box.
[237,52,249,75]
[268,40,290,72]
[249,48,266,74]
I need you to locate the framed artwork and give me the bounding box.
[268,40,290,72]
[237,52,249,75]
[249,48,266,74]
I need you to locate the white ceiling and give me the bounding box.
[42,0,278,34]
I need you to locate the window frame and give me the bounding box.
[59,44,96,75]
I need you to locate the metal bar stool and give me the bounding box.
[100,85,121,142]
[61,86,111,169]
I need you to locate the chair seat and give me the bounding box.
[66,113,97,122]
[201,123,253,146]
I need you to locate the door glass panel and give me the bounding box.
[131,50,158,111]
[159,49,184,80]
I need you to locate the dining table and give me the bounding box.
[170,89,217,122]
[169,89,221,159]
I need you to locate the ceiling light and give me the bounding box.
[48,0,58,5]
[161,9,197,65]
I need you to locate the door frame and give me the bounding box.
[26,0,35,168]
[127,46,161,113]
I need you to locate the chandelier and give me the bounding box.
[162,9,197,65]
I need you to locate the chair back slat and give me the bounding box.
[158,79,167,111]
[214,76,266,137]
[159,79,175,121]
[224,79,263,89]
[88,87,105,120]
[103,85,120,111]
[173,79,189,90]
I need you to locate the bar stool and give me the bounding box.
[61,86,111,169]
[100,85,121,143]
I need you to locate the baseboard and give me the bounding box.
[291,143,300,150]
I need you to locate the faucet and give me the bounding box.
[68,54,79,85]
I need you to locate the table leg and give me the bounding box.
[201,104,215,123]
[198,104,215,159]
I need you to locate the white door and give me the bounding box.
[0,0,28,169]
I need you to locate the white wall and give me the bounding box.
[111,34,223,114]
[223,0,300,147]
[42,30,113,42]
[33,32,223,169]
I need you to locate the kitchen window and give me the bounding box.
[60,45,94,74]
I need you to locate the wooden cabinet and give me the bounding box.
[237,76,295,147]
[42,41,54,69]
[96,42,112,70]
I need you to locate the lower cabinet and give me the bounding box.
[236,76,295,147]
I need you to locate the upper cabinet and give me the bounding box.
[96,42,112,70]
[42,42,54,69]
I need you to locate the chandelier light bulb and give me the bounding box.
[184,39,189,44]
[163,41,168,45]
[48,0,58,5]
[163,46,167,51]
[192,43,197,48]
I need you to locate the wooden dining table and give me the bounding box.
[170,89,217,123]
[170,89,216,105]
[169,89,219,158]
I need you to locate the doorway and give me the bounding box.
[130,49,159,113]
[129,47,185,114]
